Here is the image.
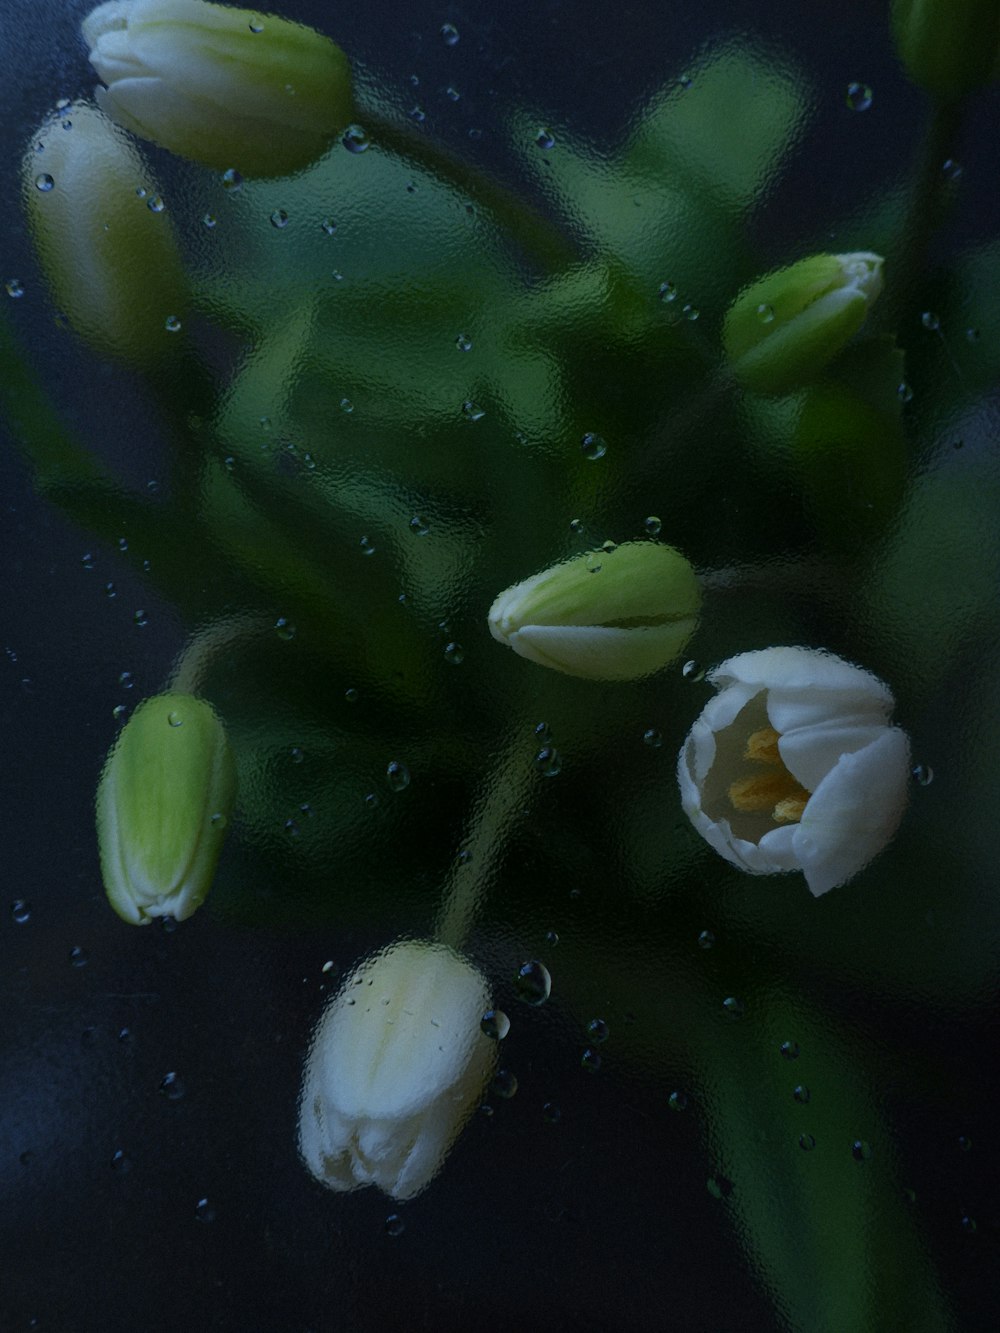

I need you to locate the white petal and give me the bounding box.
[712,647,893,711]
[755,824,800,871]
[777,718,889,791]
[510,622,696,680]
[388,1103,460,1201]
[792,728,910,896]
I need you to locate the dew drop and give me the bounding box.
[799,1133,816,1151]
[6,278,24,299]
[111,1149,133,1173]
[586,1018,609,1044]
[166,709,184,728]
[722,996,745,1019]
[941,158,962,181]
[274,616,296,641]
[221,167,243,191]
[445,85,460,102]
[533,746,562,778]
[11,899,31,924]
[958,1135,972,1153]
[697,929,715,950]
[270,208,289,229]
[455,332,473,352]
[194,1198,216,1223]
[682,659,705,682]
[248,18,264,32]
[658,281,677,303]
[515,959,552,1006]
[409,515,429,535]
[542,1101,562,1124]
[386,760,410,792]
[580,432,606,460]
[359,535,376,557]
[408,105,426,123]
[535,127,556,150]
[164,315,181,333]
[133,609,148,627]
[462,399,485,421]
[344,688,359,703]
[35,173,54,191]
[668,1090,689,1112]
[642,728,663,749]
[846,82,873,111]
[385,1213,405,1237]
[159,1072,185,1100]
[852,1139,872,1162]
[146,195,165,214]
[643,515,662,536]
[580,1048,602,1073]
[780,1040,800,1060]
[545,929,559,946]
[69,945,89,967]
[339,396,354,413]
[320,217,337,235]
[793,1084,811,1104]
[441,22,460,45]
[921,311,940,332]
[480,1009,510,1040]
[342,124,370,153]
[897,380,914,403]
[492,1068,518,1098]
[569,518,585,535]
[911,763,934,786]
[443,641,465,665]
[961,1215,977,1234]
[756,302,775,324]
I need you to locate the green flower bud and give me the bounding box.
[723,253,884,397]
[82,0,353,178]
[488,541,700,681]
[96,693,236,924]
[23,101,188,366]
[891,0,1000,101]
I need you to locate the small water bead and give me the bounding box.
[112,704,128,723]
[697,930,715,950]
[462,399,485,421]
[159,1072,186,1100]
[409,515,429,535]
[385,1213,406,1237]
[799,1133,816,1152]
[846,82,873,111]
[270,209,289,229]
[455,332,473,352]
[408,105,426,123]
[221,167,243,191]
[958,1135,973,1153]
[35,173,54,191]
[898,380,914,403]
[81,552,94,569]
[961,1215,977,1234]
[852,1139,873,1162]
[658,281,678,303]
[342,124,370,153]
[756,302,775,324]
[210,812,227,830]
[492,1069,518,1098]
[793,1085,811,1104]
[542,1102,562,1124]
[164,315,182,333]
[515,959,552,1006]
[11,900,31,924]
[248,17,264,32]
[133,609,148,627]
[535,128,556,150]
[441,22,460,45]
[668,1090,689,1112]
[780,1040,800,1060]
[580,432,606,460]
[386,760,410,792]
[320,217,337,236]
[533,746,562,778]
[339,397,354,413]
[147,195,166,213]
[6,278,24,299]
[682,303,700,321]
[443,641,465,665]
[921,311,940,332]
[586,1018,609,1044]
[580,1048,602,1074]
[569,518,586,536]
[359,535,376,556]
[682,659,705,682]
[722,996,745,1019]
[69,945,89,967]
[545,930,559,946]
[706,1176,733,1200]
[274,617,296,641]
[364,792,379,810]
[942,158,963,182]
[445,86,461,101]
[110,1149,133,1173]
[344,688,360,704]
[911,763,934,787]
[643,515,662,537]
[642,728,663,749]
[480,1009,510,1040]
[194,1198,216,1223]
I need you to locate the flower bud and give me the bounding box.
[23,101,187,365]
[891,0,1000,101]
[96,693,236,924]
[299,940,496,1201]
[678,648,911,896]
[488,541,700,681]
[723,253,884,396]
[82,0,353,177]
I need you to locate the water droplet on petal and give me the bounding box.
[147,194,165,213]
[898,380,914,403]
[515,960,552,1006]
[443,641,465,665]
[35,173,55,191]
[756,303,775,324]
[409,515,429,536]
[195,1197,216,1222]
[793,1084,811,1104]
[462,399,485,421]
[658,281,677,303]
[69,945,89,967]
[455,332,473,352]
[642,728,663,749]
[6,278,24,299]
[912,763,934,786]
[274,617,296,641]
[580,1048,602,1073]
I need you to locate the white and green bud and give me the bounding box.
[891,0,1000,101]
[488,541,700,681]
[96,693,236,925]
[723,253,884,397]
[82,0,353,178]
[23,101,188,366]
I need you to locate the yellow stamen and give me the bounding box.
[744,726,782,765]
[728,770,810,823]
[773,795,808,823]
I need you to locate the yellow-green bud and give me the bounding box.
[723,253,884,397]
[488,541,700,681]
[82,0,353,178]
[96,693,236,925]
[23,101,188,366]
[891,0,1000,101]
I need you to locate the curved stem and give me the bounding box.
[167,611,269,695]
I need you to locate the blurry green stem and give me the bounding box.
[434,733,535,950]
[168,612,270,694]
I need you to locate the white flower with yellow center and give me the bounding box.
[677,647,911,896]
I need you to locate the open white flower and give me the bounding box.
[677,647,910,896]
[298,940,496,1202]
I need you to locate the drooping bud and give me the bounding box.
[96,693,236,924]
[723,253,884,396]
[23,101,188,366]
[82,0,353,177]
[891,0,1000,101]
[489,541,700,681]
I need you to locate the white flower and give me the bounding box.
[298,940,496,1201]
[677,647,910,896]
[82,0,353,177]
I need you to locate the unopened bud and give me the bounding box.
[891,0,1000,101]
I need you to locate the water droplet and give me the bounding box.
[274,616,296,642]
[851,1139,872,1162]
[941,158,962,181]
[722,996,744,1019]
[706,1175,733,1200]
[35,173,54,191]
[492,1068,518,1098]
[958,1135,972,1153]
[364,792,379,810]
[921,311,940,332]
[586,1018,609,1044]
[961,1215,977,1234]
[799,1133,816,1152]
[658,281,678,303]
[642,728,663,749]
[756,302,775,324]
[385,1213,405,1236]
[682,303,700,321]
[339,396,354,414]
[359,535,376,557]
[249,17,264,32]
[793,1084,811,1104]
[6,278,24,299]
[780,1040,800,1060]
[159,1072,185,1100]
[81,552,94,570]
[569,518,585,535]
[342,124,370,153]
[897,380,914,403]
[697,929,715,950]
[210,812,227,830]
[11,899,31,923]
[118,536,129,552]
[965,327,980,343]
[545,930,559,946]
[535,127,556,150]
[409,515,429,535]
[112,704,128,723]
[445,85,460,102]
[481,1009,510,1040]
[386,760,410,792]
[133,609,148,627]
[912,763,934,786]
[542,1102,561,1124]
[344,687,360,704]
[110,1149,132,1173]
[533,721,551,741]
[580,1048,602,1073]
[194,1198,216,1223]
[515,960,552,1006]
[846,82,873,111]
[533,746,562,778]
[221,167,243,191]
[69,945,89,967]
[166,709,184,728]
[455,332,473,352]
[580,432,606,460]
[408,105,426,123]
[668,1090,689,1112]
[270,208,289,229]
[441,22,460,45]
[147,195,165,214]
[676,73,693,90]
[462,399,485,421]
[443,641,465,665]
[164,314,182,333]
[643,515,662,536]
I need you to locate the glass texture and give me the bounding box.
[2,0,999,1328]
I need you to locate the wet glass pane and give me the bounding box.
[2,1,998,1328]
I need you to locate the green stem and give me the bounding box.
[434,733,535,950]
[167,612,270,695]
